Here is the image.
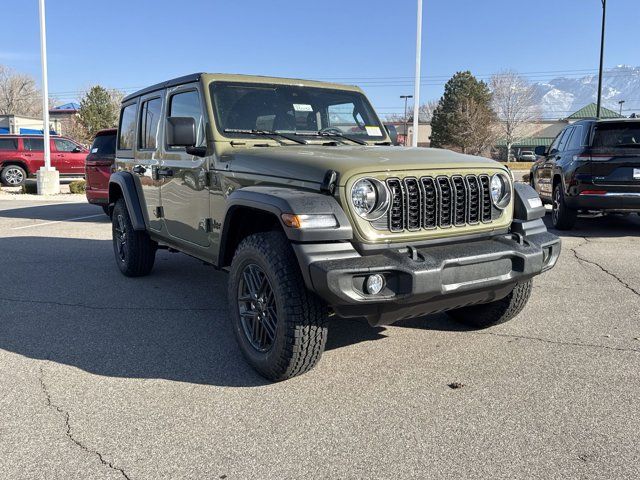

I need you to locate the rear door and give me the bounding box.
[536,128,569,199]
[159,84,210,248]
[22,138,65,172]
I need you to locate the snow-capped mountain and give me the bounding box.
[533,65,640,118]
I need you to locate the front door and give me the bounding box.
[52,138,83,174]
[159,85,211,248]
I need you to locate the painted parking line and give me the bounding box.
[10,214,105,230]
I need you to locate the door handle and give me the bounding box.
[156,167,174,178]
[132,165,146,174]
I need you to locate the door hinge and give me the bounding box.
[154,206,164,218]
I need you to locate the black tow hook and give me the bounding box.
[407,245,425,262]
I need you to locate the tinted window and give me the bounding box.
[24,138,44,151]
[548,130,565,153]
[592,122,640,149]
[139,97,162,150]
[54,138,78,152]
[0,138,17,150]
[566,125,584,151]
[168,90,205,147]
[118,103,137,150]
[90,133,116,155]
[557,127,572,152]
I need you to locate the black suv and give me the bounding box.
[531,118,640,229]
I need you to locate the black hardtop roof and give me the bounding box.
[122,73,204,103]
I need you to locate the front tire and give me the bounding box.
[447,280,533,329]
[552,183,577,230]
[1,165,27,186]
[228,231,328,381]
[112,199,156,277]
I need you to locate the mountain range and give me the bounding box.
[533,65,640,119]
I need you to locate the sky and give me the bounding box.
[1,0,639,118]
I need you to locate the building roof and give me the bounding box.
[567,103,623,120]
[496,137,555,147]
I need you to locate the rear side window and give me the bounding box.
[24,138,44,151]
[90,133,116,155]
[0,138,17,150]
[139,97,162,150]
[168,90,205,147]
[592,122,640,149]
[118,103,137,150]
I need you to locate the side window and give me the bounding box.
[0,138,17,150]
[566,125,584,151]
[548,131,564,153]
[557,127,572,152]
[168,90,205,147]
[54,139,77,152]
[139,97,163,150]
[24,138,44,151]
[118,103,137,150]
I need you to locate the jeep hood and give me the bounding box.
[219,145,504,186]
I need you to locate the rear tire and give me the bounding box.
[447,280,533,329]
[1,165,27,187]
[112,198,156,277]
[228,231,328,381]
[552,183,577,230]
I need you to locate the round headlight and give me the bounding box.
[351,178,389,220]
[490,173,511,209]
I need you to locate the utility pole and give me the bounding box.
[400,95,413,146]
[618,100,625,116]
[37,0,59,194]
[412,0,423,147]
[596,0,606,119]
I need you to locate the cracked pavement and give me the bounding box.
[0,199,639,479]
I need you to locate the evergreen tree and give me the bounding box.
[78,86,121,139]
[430,71,497,155]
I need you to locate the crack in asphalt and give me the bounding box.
[0,295,216,312]
[475,331,640,354]
[38,366,133,480]
[570,237,640,297]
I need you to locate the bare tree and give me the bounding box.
[0,65,42,116]
[387,100,439,123]
[490,71,540,161]
[451,98,498,155]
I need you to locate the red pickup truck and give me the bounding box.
[0,135,87,186]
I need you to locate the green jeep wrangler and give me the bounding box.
[109,73,560,381]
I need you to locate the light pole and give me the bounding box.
[37,0,59,194]
[596,0,606,119]
[412,0,423,147]
[618,100,625,116]
[400,95,413,146]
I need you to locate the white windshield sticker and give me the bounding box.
[365,126,382,136]
[293,104,313,112]
[528,197,543,208]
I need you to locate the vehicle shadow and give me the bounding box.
[0,202,108,222]
[0,236,398,388]
[542,210,640,238]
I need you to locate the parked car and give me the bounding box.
[85,129,116,215]
[518,150,537,162]
[108,73,560,381]
[531,118,640,229]
[0,135,87,186]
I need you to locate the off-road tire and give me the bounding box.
[447,280,533,329]
[1,165,27,187]
[552,183,577,230]
[112,198,156,277]
[228,231,328,381]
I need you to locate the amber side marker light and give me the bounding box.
[580,190,607,195]
[281,213,338,229]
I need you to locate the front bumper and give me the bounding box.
[294,229,560,326]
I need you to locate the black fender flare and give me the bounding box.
[108,172,146,231]
[221,186,353,244]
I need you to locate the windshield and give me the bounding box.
[210,81,386,141]
[592,122,640,148]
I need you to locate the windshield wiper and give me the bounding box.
[223,129,307,145]
[295,131,368,146]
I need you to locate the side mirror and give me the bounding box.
[72,146,83,153]
[166,117,196,147]
[385,125,399,145]
[534,145,547,156]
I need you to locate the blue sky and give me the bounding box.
[1,0,638,117]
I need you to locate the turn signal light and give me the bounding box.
[281,213,338,229]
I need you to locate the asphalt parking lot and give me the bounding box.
[0,197,638,480]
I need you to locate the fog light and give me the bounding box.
[366,274,385,295]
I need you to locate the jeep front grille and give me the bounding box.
[381,175,493,232]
